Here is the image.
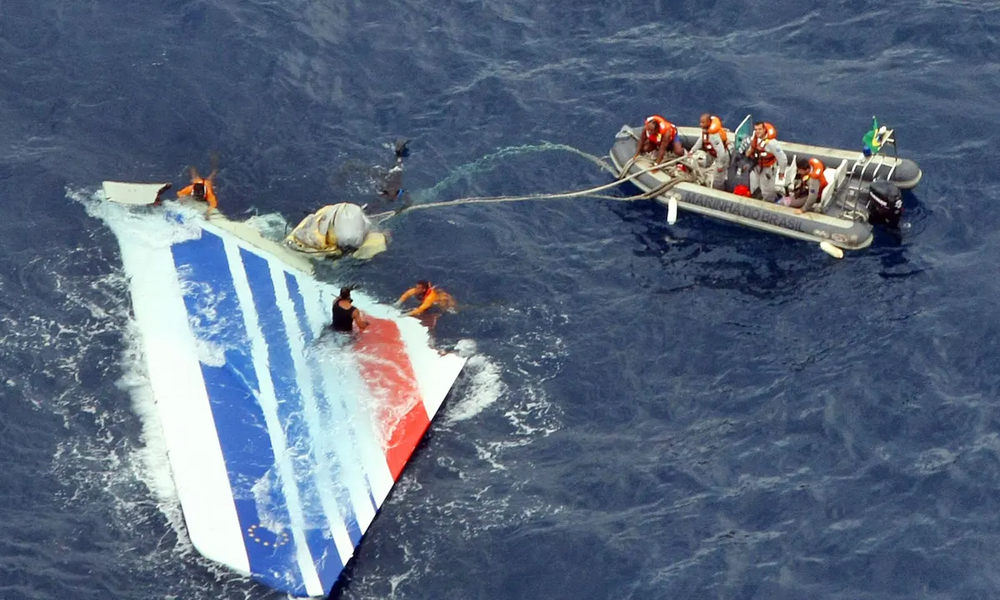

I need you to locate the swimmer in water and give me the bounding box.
[330,287,369,333]
[397,280,456,317]
[177,166,218,214]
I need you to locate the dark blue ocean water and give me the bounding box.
[2,1,1000,598]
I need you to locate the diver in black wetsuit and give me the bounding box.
[330,287,369,333]
[327,138,412,215]
[376,138,409,198]
[372,138,413,213]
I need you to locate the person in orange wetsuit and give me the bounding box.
[177,166,218,214]
[397,280,456,317]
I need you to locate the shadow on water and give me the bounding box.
[602,174,932,290]
[868,188,926,279]
[605,192,842,301]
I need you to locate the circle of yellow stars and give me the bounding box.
[246,524,290,548]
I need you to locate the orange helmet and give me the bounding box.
[808,157,825,178]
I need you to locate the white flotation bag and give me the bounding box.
[330,203,369,248]
[285,203,387,259]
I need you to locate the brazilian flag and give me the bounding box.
[862,117,881,156]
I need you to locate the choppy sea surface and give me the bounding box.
[2,1,999,598]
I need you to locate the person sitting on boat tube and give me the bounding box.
[688,114,730,190]
[330,287,369,333]
[176,166,218,214]
[745,121,788,202]
[397,280,456,317]
[633,115,685,167]
[779,158,828,214]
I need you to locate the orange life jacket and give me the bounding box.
[700,116,729,157]
[750,122,778,168]
[645,115,677,147]
[801,158,828,197]
[179,177,218,209]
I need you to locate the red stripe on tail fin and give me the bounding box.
[354,318,430,480]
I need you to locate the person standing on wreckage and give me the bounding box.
[745,121,788,202]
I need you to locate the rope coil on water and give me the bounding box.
[417,142,621,201]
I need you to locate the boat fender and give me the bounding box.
[667,195,678,225]
[819,241,844,259]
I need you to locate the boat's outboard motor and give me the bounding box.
[866,180,903,228]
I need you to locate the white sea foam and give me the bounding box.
[243,211,292,241]
[443,339,505,423]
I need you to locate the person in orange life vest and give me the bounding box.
[744,121,787,202]
[778,158,828,213]
[632,115,685,166]
[397,280,456,317]
[177,166,218,214]
[688,113,730,190]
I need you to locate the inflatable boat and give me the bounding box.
[609,116,922,253]
[96,182,466,598]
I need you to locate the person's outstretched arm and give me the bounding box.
[397,287,418,304]
[632,130,648,159]
[205,181,218,210]
[408,291,437,316]
[353,308,369,330]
